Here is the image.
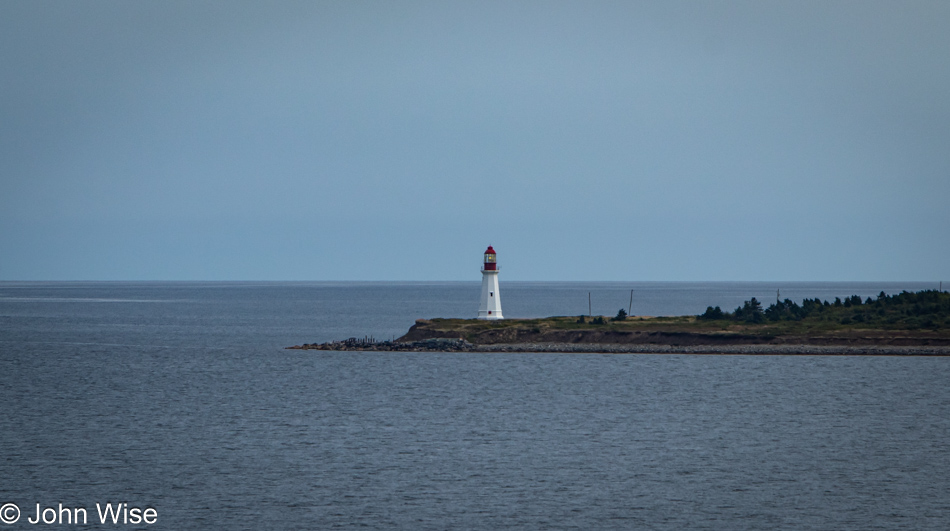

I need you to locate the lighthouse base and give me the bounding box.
[477,270,503,320]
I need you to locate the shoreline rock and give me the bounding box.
[286,339,950,356]
[287,337,476,352]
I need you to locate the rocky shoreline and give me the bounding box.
[286,338,950,356]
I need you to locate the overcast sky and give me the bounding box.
[1,1,948,281]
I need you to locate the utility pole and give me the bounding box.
[629,289,633,315]
[588,292,592,317]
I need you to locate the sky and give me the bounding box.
[1,1,948,281]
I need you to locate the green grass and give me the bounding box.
[417,290,950,339]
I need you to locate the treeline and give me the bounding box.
[699,289,950,330]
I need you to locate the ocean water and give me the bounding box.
[1,281,948,529]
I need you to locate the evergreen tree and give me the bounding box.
[735,298,764,323]
[700,306,725,320]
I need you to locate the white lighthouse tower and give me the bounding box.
[478,245,504,320]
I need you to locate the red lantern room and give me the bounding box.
[483,246,497,271]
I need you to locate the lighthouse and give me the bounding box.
[477,245,504,320]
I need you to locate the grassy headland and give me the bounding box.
[399,290,950,346]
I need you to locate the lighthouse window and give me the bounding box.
[490,292,493,297]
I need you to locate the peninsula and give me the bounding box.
[288,289,950,355]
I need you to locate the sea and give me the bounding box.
[1,281,948,530]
